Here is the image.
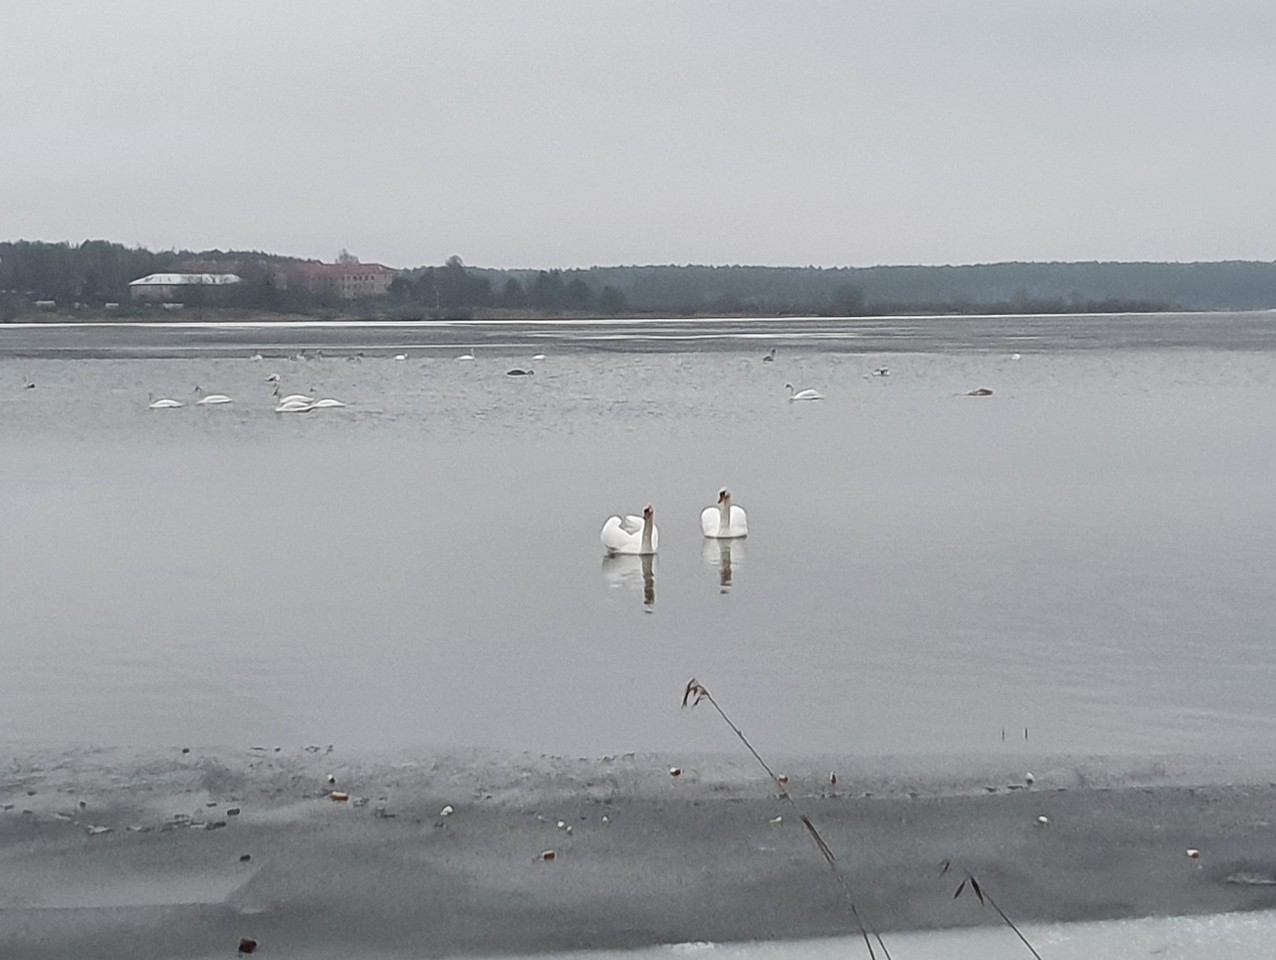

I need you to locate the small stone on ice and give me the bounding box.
[540,850,557,861]
[556,820,567,829]
[769,816,783,825]
[440,804,454,817]
[1036,816,1049,825]
[1025,772,1036,785]
[330,791,349,802]
[1187,848,1201,859]
[669,767,682,777]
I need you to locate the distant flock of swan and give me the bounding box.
[601,488,747,556]
[140,345,834,415]
[147,378,347,413]
[135,343,1007,415]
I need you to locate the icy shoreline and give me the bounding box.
[4,746,1276,958]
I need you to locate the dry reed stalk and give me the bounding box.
[940,860,1043,959]
[682,678,891,960]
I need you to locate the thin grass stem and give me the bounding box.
[683,679,891,960]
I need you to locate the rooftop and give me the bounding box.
[128,273,243,286]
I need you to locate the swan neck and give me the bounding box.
[641,514,654,552]
[718,497,730,534]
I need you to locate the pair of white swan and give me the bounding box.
[271,384,346,412]
[600,490,749,555]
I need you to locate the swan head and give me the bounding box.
[718,488,730,503]
[784,383,794,392]
[643,504,654,521]
[265,373,280,383]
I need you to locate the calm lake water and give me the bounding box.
[3,313,1276,758]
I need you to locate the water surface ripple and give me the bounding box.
[2,313,1274,757]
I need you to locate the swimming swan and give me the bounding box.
[148,392,183,409]
[700,488,748,539]
[272,385,316,405]
[601,504,659,556]
[785,383,824,401]
[194,386,233,405]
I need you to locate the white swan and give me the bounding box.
[272,385,315,405]
[601,504,659,556]
[393,354,408,361]
[700,488,748,539]
[148,392,183,409]
[194,386,233,405]
[456,348,476,361]
[532,353,546,360]
[785,383,824,401]
[274,394,315,413]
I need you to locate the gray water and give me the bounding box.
[3,313,1276,759]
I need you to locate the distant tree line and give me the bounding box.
[4,239,1276,321]
[0,240,326,318]
[388,255,628,317]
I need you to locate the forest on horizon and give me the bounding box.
[4,239,1276,320]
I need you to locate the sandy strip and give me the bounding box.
[3,746,1276,959]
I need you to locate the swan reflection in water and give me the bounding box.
[702,538,746,592]
[601,554,656,608]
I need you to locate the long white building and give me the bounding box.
[128,273,243,301]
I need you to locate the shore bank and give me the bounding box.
[3,747,1276,959]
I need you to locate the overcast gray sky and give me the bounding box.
[4,1,1274,269]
